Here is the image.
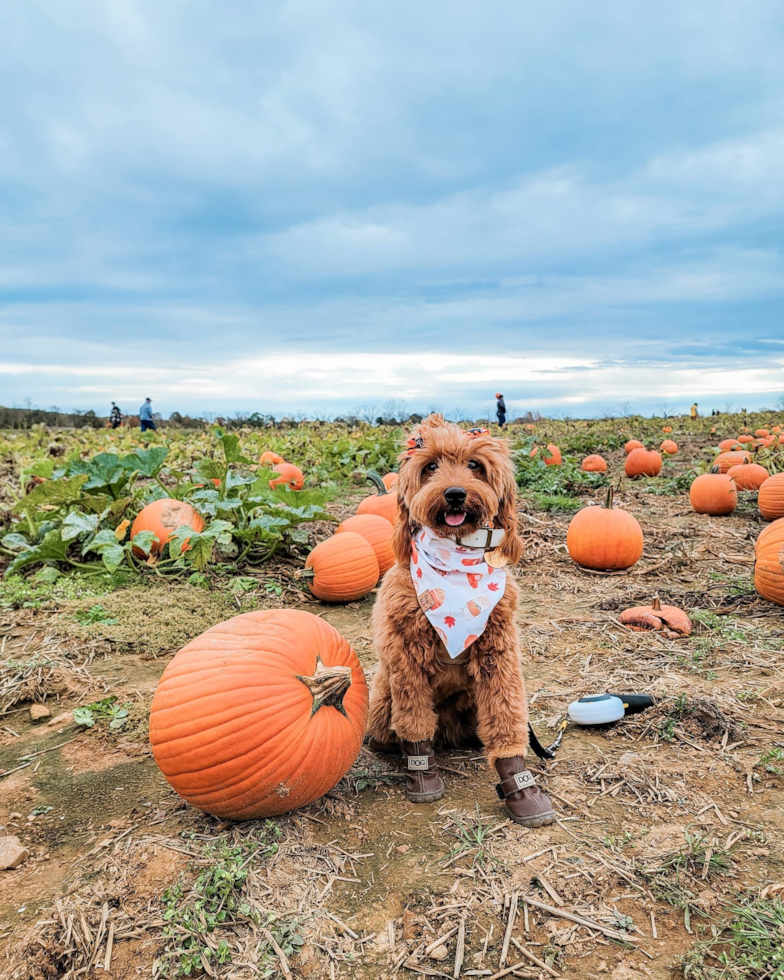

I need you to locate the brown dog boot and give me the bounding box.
[495,757,555,827]
[402,740,445,802]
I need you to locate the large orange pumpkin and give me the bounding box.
[714,450,752,474]
[269,462,304,490]
[625,448,662,478]
[660,439,678,455]
[718,438,741,451]
[624,440,644,454]
[754,519,784,606]
[566,487,644,571]
[382,473,399,490]
[149,610,368,819]
[336,514,395,575]
[759,473,784,521]
[530,444,562,466]
[726,463,768,492]
[303,533,379,602]
[260,451,285,466]
[689,472,737,515]
[357,472,399,522]
[131,498,204,556]
[581,454,607,473]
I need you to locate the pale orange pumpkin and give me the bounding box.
[726,463,768,492]
[756,436,775,448]
[336,514,395,575]
[625,448,662,478]
[660,439,678,455]
[131,498,204,557]
[357,472,399,522]
[755,428,770,438]
[269,462,304,490]
[566,487,644,571]
[149,610,368,819]
[581,454,607,473]
[713,450,752,474]
[624,439,645,455]
[755,518,784,605]
[260,451,285,466]
[689,472,737,515]
[619,597,692,637]
[302,533,379,602]
[737,434,755,444]
[718,438,741,451]
[382,473,399,490]
[662,426,673,433]
[530,444,562,466]
[759,473,784,521]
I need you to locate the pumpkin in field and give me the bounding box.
[581,454,607,473]
[302,533,379,602]
[382,473,399,490]
[754,519,784,606]
[773,426,782,433]
[149,610,368,819]
[718,438,741,451]
[755,429,770,438]
[131,498,204,557]
[566,487,644,571]
[625,448,662,478]
[662,426,673,433]
[357,472,398,522]
[260,451,285,466]
[756,436,775,448]
[759,473,784,521]
[737,434,754,444]
[619,597,692,637]
[624,439,644,454]
[714,450,752,474]
[269,462,304,491]
[531,444,562,466]
[689,472,737,515]
[336,514,395,575]
[726,463,768,492]
[660,439,678,455]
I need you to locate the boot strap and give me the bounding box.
[407,754,435,772]
[495,769,535,799]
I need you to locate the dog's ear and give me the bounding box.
[494,459,524,565]
[392,489,414,566]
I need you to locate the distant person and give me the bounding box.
[690,403,698,419]
[139,397,157,432]
[109,402,122,429]
[495,392,506,428]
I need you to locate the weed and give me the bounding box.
[681,896,784,979]
[73,602,118,625]
[691,609,749,643]
[73,695,130,730]
[443,807,502,869]
[528,492,583,512]
[757,748,784,775]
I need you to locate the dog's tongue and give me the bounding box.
[445,513,466,527]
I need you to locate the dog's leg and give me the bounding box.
[366,662,398,753]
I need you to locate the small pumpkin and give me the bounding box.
[759,473,784,521]
[581,454,607,473]
[718,438,741,451]
[726,463,768,492]
[566,487,644,571]
[357,471,399,522]
[382,473,399,490]
[624,439,645,454]
[149,609,368,819]
[689,472,737,515]
[625,448,662,478]
[131,498,204,557]
[302,533,379,602]
[269,462,304,490]
[755,428,770,438]
[754,518,784,606]
[737,434,755,444]
[530,444,562,466]
[336,514,394,575]
[619,597,692,637]
[662,426,673,433]
[659,439,678,455]
[756,436,775,448]
[260,451,285,466]
[713,450,752,474]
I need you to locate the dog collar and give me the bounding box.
[455,526,506,549]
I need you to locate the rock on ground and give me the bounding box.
[0,836,29,870]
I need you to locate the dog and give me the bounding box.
[367,414,554,827]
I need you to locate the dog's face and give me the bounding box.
[393,415,524,566]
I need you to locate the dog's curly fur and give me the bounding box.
[367,414,530,768]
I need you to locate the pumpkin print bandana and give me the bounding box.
[411,527,507,659]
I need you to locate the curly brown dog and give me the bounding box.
[367,414,554,827]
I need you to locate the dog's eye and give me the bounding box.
[424,461,438,473]
[468,460,482,471]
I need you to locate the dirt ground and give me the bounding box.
[1,442,783,980]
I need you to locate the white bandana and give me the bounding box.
[411,527,507,659]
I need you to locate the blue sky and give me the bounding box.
[1,1,783,420]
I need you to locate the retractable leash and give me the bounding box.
[528,694,655,760]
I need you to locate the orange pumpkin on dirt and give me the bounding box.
[737,434,755,444]
[260,451,285,466]
[149,610,368,819]
[759,473,784,521]
[660,439,678,455]
[357,473,398,522]
[713,450,752,474]
[336,514,395,576]
[754,519,784,606]
[581,454,607,473]
[619,597,692,637]
[624,440,645,455]
[269,462,304,490]
[566,487,644,571]
[718,438,741,451]
[625,448,662,478]
[726,463,768,492]
[530,444,562,466]
[689,472,737,515]
[382,473,399,490]
[755,429,770,438]
[302,533,379,602]
[131,498,204,557]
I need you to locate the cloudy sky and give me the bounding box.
[1,1,783,420]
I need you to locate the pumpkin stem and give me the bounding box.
[296,567,315,581]
[297,658,353,716]
[651,596,662,611]
[365,469,388,497]
[604,485,615,509]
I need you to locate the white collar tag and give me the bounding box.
[455,526,506,549]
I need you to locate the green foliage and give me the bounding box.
[443,807,502,869]
[73,695,129,730]
[757,748,784,775]
[528,492,583,512]
[73,603,117,625]
[681,896,784,979]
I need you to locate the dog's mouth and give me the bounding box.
[443,511,467,527]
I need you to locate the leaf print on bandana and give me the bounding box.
[487,581,499,591]
[416,566,423,579]
[444,615,456,628]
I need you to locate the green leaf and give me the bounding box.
[6,530,69,575]
[13,474,89,516]
[229,576,258,594]
[129,529,157,557]
[100,544,126,572]
[73,707,95,727]
[87,528,120,552]
[196,459,225,483]
[25,460,55,479]
[61,511,100,542]
[120,446,169,477]
[215,429,248,465]
[2,533,30,552]
[66,453,128,491]
[35,566,61,584]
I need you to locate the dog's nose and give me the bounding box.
[444,486,467,505]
